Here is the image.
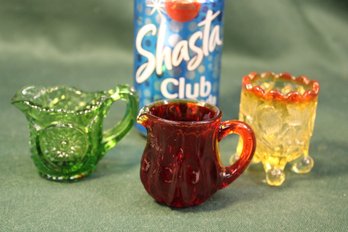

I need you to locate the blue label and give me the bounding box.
[134,0,225,133]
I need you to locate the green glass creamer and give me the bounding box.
[12,85,138,181]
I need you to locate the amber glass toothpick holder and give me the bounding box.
[235,72,320,186]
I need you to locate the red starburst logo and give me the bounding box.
[165,0,201,23]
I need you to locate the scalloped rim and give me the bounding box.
[12,86,107,115]
[242,72,320,102]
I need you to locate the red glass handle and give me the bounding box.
[218,120,256,189]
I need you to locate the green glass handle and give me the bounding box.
[102,85,138,154]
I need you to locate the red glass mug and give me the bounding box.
[137,100,256,208]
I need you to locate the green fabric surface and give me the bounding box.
[1,0,348,231]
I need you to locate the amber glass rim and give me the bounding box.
[242,72,320,102]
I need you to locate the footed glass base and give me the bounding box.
[291,156,314,174]
[266,168,285,187]
[39,171,92,182]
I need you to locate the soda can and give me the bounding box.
[133,0,225,133]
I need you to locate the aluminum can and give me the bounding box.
[134,0,225,133]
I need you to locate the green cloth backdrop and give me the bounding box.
[1,0,347,231]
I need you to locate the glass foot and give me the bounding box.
[291,156,314,174]
[39,171,90,182]
[266,168,285,186]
